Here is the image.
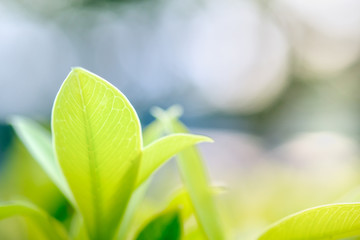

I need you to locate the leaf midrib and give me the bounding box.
[75,72,102,239]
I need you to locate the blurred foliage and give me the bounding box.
[0,139,71,238]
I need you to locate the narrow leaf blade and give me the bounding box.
[10,117,74,205]
[52,68,142,239]
[259,203,360,240]
[153,107,225,240]
[137,133,213,187]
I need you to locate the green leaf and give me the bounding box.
[52,68,142,240]
[136,133,213,188]
[117,120,169,240]
[166,188,194,221]
[118,118,212,239]
[259,203,360,240]
[69,213,89,240]
[117,180,151,240]
[152,106,225,240]
[135,209,182,240]
[0,202,68,240]
[166,186,226,222]
[10,117,75,205]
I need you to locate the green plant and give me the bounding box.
[7,68,224,240]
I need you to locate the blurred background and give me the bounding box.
[1,0,360,239]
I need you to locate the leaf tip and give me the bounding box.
[70,66,86,73]
[7,115,30,131]
[202,136,214,143]
[6,115,21,126]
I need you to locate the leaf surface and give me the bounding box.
[137,133,212,187]
[0,202,68,240]
[135,209,182,240]
[52,68,142,239]
[10,117,74,205]
[259,203,360,240]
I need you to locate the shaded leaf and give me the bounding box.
[166,188,194,222]
[259,203,360,240]
[136,209,182,240]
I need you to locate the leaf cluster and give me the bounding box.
[6,67,360,240]
[7,68,224,240]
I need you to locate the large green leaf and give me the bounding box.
[136,133,212,188]
[10,117,74,205]
[152,106,225,240]
[52,68,142,240]
[0,202,68,240]
[259,203,360,240]
[135,209,182,240]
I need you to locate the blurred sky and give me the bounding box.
[2,0,360,238]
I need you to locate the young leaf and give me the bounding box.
[136,133,213,188]
[152,106,225,240]
[52,68,142,240]
[0,202,68,240]
[10,117,74,205]
[135,209,182,240]
[258,203,360,240]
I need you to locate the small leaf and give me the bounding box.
[258,203,360,240]
[52,68,142,239]
[136,209,182,240]
[136,133,213,188]
[152,106,225,240]
[0,202,68,240]
[10,117,74,205]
